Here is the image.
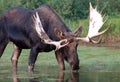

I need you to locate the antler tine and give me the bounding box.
[33,12,45,39]
[33,12,69,50]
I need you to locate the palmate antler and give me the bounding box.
[33,12,69,51]
[76,2,111,43]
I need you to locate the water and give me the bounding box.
[0,66,120,82]
[1,44,120,82]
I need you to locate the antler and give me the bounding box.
[33,12,69,51]
[76,2,111,43]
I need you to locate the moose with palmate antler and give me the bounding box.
[0,2,111,73]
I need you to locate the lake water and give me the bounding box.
[1,66,120,82]
[0,44,120,82]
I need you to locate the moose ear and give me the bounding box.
[54,28,65,39]
[73,26,83,37]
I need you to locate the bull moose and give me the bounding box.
[0,3,110,72]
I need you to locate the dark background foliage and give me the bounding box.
[0,0,120,19]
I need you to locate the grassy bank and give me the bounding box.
[64,17,120,42]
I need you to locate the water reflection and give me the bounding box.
[57,71,79,82]
[1,70,120,82]
[12,71,79,82]
[12,73,39,82]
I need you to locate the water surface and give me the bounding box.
[0,44,120,82]
[0,66,120,82]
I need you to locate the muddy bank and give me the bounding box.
[79,35,120,50]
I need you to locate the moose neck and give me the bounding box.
[35,4,71,40]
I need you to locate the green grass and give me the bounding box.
[64,17,120,37]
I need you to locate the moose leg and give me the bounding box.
[55,51,65,70]
[0,40,8,58]
[57,71,64,82]
[11,44,22,73]
[28,47,38,72]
